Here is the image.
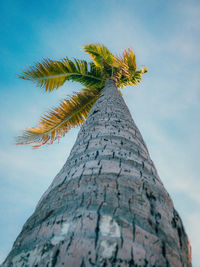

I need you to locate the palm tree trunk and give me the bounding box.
[2,79,191,266]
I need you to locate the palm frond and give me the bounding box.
[113,49,136,82]
[83,43,118,71]
[122,48,137,74]
[62,58,104,88]
[117,67,148,88]
[112,48,147,88]
[16,88,103,147]
[19,58,104,92]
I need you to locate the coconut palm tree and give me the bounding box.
[2,44,191,266]
[16,44,147,148]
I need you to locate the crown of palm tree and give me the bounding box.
[16,43,148,148]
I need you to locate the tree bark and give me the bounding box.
[2,79,191,266]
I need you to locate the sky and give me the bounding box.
[0,0,199,265]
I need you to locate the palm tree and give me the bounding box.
[2,44,191,266]
[16,44,147,148]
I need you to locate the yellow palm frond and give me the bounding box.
[114,48,147,88]
[16,88,103,147]
[114,48,136,82]
[122,48,137,74]
[19,58,104,92]
[117,67,148,89]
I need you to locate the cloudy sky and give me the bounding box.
[0,0,199,265]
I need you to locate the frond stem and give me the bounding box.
[34,73,104,82]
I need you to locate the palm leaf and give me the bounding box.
[122,48,137,74]
[16,87,103,147]
[113,48,147,88]
[117,67,148,88]
[83,44,119,72]
[19,58,104,92]
[113,49,136,83]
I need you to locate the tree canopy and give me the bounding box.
[16,43,147,147]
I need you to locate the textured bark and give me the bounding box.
[2,79,191,266]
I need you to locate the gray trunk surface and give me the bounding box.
[2,79,191,266]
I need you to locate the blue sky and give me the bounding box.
[0,0,199,265]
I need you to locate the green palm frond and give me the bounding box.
[83,43,119,71]
[16,87,103,147]
[19,58,104,92]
